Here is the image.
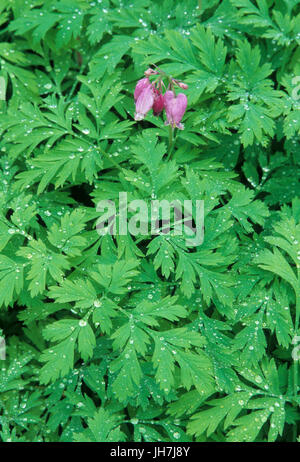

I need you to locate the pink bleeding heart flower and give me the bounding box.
[134,77,151,102]
[134,85,154,121]
[152,88,164,116]
[164,91,187,130]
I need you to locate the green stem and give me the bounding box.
[67,63,85,102]
[166,125,174,162]
[198,0,202,17]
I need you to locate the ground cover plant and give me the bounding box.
[0,0,300,443]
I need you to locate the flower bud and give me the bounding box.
[152,89,164,116]
[177,82,188,89]
[144,68,158,76]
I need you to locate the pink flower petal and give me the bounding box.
[134,86,154,121]
[134,78,151,102]
[164,91,187,129]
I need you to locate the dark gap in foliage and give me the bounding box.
[69,184,94,207]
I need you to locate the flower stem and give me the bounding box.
[166,125,174,161]
[198,0,202,18]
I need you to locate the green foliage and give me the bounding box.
[0,0,299,444]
